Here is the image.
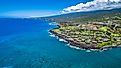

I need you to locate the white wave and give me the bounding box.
[49,23,53,25]
[49,34,55,37]
[49,22,57,25]
[67,44,80,50]
[59,38,67,42]
[90,49,98,51]
[86,50,91,52]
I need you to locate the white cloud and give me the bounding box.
[62,0,121,14]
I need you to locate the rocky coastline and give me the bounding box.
[49,30,117,50]
[49,28,120,51]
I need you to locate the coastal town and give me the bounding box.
[50,18,121,50]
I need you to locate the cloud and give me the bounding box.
[62,0,121,14]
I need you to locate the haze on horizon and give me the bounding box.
[0,0,121,18]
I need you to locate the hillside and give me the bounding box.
[48,8,121,50]
[40,8,121,23]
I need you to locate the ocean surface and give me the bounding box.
[0,18,121,68]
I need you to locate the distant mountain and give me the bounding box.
[39,8,121,23]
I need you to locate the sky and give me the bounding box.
[0,0,121,18]
[0,0,91,18]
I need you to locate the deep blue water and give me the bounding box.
[0,18,121,68]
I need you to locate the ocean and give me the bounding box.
[0,18,121,68]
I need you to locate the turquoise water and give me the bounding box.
[0,18,121,68]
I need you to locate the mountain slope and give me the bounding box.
[40,8,121,23]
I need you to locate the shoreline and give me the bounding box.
[49,23,121,51]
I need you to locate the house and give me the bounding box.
[81,24,99,30]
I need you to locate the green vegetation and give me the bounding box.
[42,8,121,49]
[52,21,121,48]
[40,8,121,23]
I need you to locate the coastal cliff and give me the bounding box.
[49,22,121,51]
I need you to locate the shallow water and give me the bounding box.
[0,18,121,68]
